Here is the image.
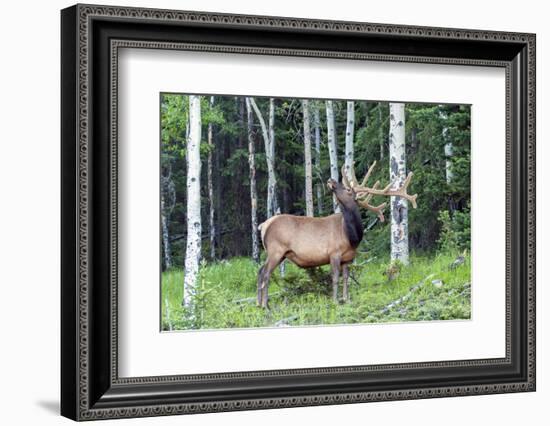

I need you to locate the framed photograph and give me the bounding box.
[61,4,536,421]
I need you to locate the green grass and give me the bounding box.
[161,251,471,331]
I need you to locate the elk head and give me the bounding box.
[339,161,418,221]
[326,178,357,211]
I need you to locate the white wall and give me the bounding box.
[0,0,546,424]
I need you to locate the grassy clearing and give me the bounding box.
[161,251,470,331]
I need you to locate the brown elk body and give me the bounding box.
[256,162,417,309]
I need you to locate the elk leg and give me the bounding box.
[256,265,265,306]
[342,264,350,303]
[330,256,341,302]
[259,253,284,309]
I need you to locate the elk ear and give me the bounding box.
[350,187,357,199]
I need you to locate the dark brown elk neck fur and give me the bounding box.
[332,180,364,248]
[338,199,364,248]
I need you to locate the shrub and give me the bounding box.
[437,205,470,253]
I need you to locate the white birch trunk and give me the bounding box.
[160,195,172,270]
[302,99,314,217]
[245,98,260,263]
[250,97,278,218]
[313,102,323,216]
[160,163,175,270]
[389,102,409,265]
[444,142,453,184]
[207,96,216,260]
[379,102,384,160]
[268,98,279,216]
[325,100,340,213]
[183,95,202,308]
[440,107,453,184]
[344,101,355,179]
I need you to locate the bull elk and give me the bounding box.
[256,161,418,308]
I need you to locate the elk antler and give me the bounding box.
[357,182,388,222]
[341,161,418,222]
[341,163,387,221]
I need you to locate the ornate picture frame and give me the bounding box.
[61,3,535,421]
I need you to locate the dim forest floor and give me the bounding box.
[161,251,471,331]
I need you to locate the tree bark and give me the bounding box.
[445,141,453,184]
[183,95,202,308]
[344,101,355,180]
[268,98,279,216]
[440,107,453,184]
[160,201,172,270]
[389,102,409,265]
[302,99,314,216]
[245,98,260,263]
[325,100,340,213]
[160,195,172,270]
[160,162,175,270]
[313,102,323,216]
[250,97,278,218]
[207,96,216,260]
[215,120,222,255]
[379,102,384,160]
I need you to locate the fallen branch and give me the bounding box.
[366,218,380,230]
[233,291,280,304]
[381,273,435,314]
[274,316,298,327]
[233,296,256,305]
[349,257,376,286]
[353,256,377,267]
[349,272,361,286]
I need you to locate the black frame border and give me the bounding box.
[61,4,535,421]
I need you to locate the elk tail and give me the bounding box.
[258,215,278,250]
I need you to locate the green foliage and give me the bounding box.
[437,205,471,252]
[278,267,333,297]
[161,94,188,158]
[383,259,403,281]
[404,104,470,252]
[161,251,470,331]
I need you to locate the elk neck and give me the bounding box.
[340,201,364,248]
